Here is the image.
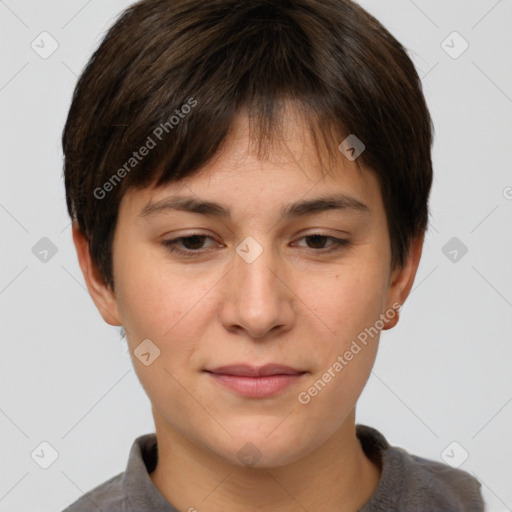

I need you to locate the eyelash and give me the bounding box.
[161,234,351,258]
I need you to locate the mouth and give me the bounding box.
[203,364,307,398]
[204,363,306,377]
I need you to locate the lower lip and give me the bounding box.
[205,372,305,398]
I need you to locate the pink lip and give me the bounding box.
[206,364,303,377]
[204,364,307,398]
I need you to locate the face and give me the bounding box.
[77,107,420,468]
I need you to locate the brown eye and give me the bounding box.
[179,235,208,250]
[293,234,351,254]
[162,234,220,257]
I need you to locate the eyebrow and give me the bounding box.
[138,193,371,219]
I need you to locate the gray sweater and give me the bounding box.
[62,424,484,511]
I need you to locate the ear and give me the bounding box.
[382,232,425,330]
[71,222,121,326]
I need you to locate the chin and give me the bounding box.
[213,427,317,469]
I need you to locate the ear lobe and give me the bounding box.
[71,222,122,326]
[382,233,425,331]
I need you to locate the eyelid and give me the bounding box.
[163,232,221,247]
[161,232,351,258]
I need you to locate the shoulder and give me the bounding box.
[395,448,484,511]
[356,425,485,512]
[61,433,161,511]
[61,471,125,511]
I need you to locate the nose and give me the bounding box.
[220,238,296,339]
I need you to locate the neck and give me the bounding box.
[149,410,381,512]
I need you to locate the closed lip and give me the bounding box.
[204,364,306,377]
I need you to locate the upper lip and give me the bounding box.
[205,364,305,377]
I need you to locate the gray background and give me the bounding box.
[1,0,511,510]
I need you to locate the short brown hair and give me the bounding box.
[63,0,434,290]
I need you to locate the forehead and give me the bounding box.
[119,106,384,220]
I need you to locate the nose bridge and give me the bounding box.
[223,234,292,337]
[236,235,276,286]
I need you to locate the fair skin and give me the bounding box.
[73,107,423,512]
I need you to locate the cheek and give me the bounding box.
[304,263,387,347]
[293,269,384,419]
[114,261,214,406]
[114,250,220,359]
[292,258,387,397]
